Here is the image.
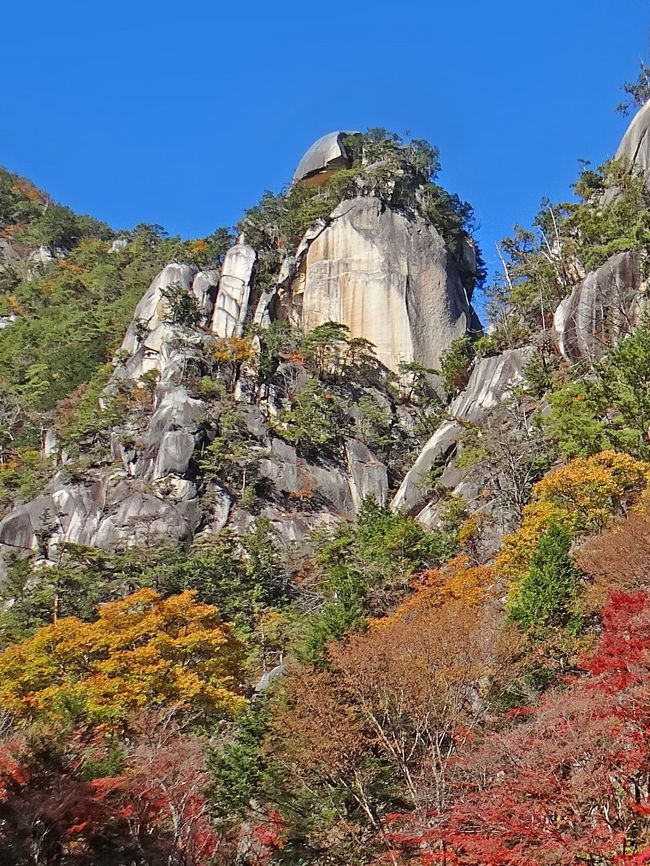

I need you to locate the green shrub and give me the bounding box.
[440,334,475,398]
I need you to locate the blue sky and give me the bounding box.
[2,0,649,297]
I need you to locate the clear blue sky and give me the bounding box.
[2,0,649,295]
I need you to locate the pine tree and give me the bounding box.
[508,522,582,633]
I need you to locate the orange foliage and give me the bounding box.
[10,179,45,204]
[212,336,255,363]
[407,555,494,612]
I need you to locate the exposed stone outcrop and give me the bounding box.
[0,254,399,578]
[292,131,355,184]
[288,197,478,372]
[612,99,650,192]
[553,251,645,363]
[392,348,531,519]
[345,438,389,510]
[211,241,256,338]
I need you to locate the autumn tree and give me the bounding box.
[496,450,649,585]
[0,589,246,726]
[0,709,227,866]
[383,588,650,866]
[328,556,495,812]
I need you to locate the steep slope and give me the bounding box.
[1,98,650,866]
[0,131,482,577]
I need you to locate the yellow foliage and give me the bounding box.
[0,589,246,726]
[7,295,23,316]
[212,336,255,363]
[496,450,649,583]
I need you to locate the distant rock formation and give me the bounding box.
[211,240,256,337]
[292,131,355,184]
[551,102,650,363]
[392,348,531,520]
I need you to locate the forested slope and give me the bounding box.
[1,73,650,866]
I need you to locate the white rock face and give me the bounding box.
[392,348,530,517]
[613,99,650,190]
[121,263,197,358]
[553,251,644,362]
[211,242,256,337]
[290,197,476,371]
[108,238,129,254]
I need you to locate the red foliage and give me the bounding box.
[0,709,223,866]
[382,590,650,865]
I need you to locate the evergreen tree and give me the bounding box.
[508,522,582,633]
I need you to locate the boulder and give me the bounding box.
[289,197,477,371]
[108,238,129,254]
[258,438,355,516]
[93,486,200,549]
[345,438,388,509]
[191,269,219,321]
[553,251,644,362]
[121,263,197,357]
[292,131,355,184]
[448,348,531,422]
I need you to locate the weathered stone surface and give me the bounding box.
[290,197,477,371]
[192,269,219,321]
[108,237,129,254]
[292,131,354,184]
[121,263,197,358]
[152,430,197,479]
[392,349,531,517]
[259,505,340,546]
[259,439,355,516]
[345,438,388,509]
[211,242,256,338]
[197,484,233,536]
[136,385,205,481]
[92,487,200,549]
[0,315,18,330]
[253,662,286,694]
[612,99,650,192]
[553,251,644,362]
[391,420,461,515]
[448,348,531,422]
[0,496,51,554]
[50,478,106,547]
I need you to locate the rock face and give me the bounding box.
[289,197,478,371]
[612,99,650,191]
[553,251,645,362]
[211,241,256,338]
[0,264,216,571]
[292,131,354,184]
[0,257,396,578]
[392,348,531,519]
